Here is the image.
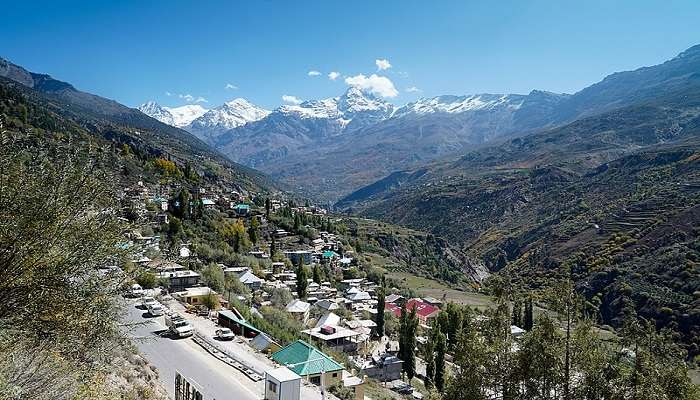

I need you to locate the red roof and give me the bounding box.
[385,302,401,317]
[384,299,439,319]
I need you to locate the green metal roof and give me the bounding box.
[218,309,261,334]
[234,204,250,209]
[271,340,344,376]
[322,250,339,258]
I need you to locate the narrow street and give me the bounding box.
[125,304,263,400]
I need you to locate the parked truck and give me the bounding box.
[165,313,194,338]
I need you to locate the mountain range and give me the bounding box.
[0,56,273,193]
[333,45,700,356]
[140,46,700,202]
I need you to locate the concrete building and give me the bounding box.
[265,367,301,400]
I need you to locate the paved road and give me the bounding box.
[125,304,263,400]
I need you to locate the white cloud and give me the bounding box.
[375,58,392,71]
[178,94,208,103]
[406,86,422,93]
[344,74,398,98]
[225,83,238,90]
[308,70,322,77]
[328,71,340,81]
[165,91,172,96]
[282,95,303,105]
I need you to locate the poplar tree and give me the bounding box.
[524,296,534,331]
[375,278,386,338]
[434,327,447,391]
[423,337,435,389]
[295,257,308,299]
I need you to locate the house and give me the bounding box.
[314,312,341,329]
[511,325,526,339]
[302,323,362,353]
[314,299,339,312]
[385,298,440,325]
[233,203,251,216]
[284,250,313,266]
[275,229,288,238]
[359,354,403,382]
[175,287,219,309]
[218,309,261,338]
[157,269,200,292]
[202,199,216,209]
[285,300,310,323]
[271,340,344,386]
[264,367,301,400]
[346,291,371,303]
[321,250,340,260]
[179,246,191,258]
[238,270,264,290]
[385,293,405,306]
[342,373,365,400]
[252,333,282,354]
[422,296,443,308]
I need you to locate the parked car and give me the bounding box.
[147,302,164,317]
[140,296,157,309]
[195,305,210,316]
[127,284,143,298]
[394,382,414,395]
[165,313,194,338]
[215,328,235,340]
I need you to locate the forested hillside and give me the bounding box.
[340,81,700,359]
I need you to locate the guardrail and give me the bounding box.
[191,331,264,382]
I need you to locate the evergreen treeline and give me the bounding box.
[396,280,698,400]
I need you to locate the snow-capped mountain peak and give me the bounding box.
[138,101,208,128]
[167,104,208,127]
[392,93,524,118]
[190,98,270,131]
[337,87,393,114]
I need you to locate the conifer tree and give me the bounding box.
[375,277,385,338]
[423,337,435,389]
[296,257,308,299]
[524,296,534,331]
[312,264,323,284]
[434,326,447,391]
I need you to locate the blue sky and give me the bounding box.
[2,1,699,109]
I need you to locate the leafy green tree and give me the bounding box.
[296,258,308,299]
[265,198,271,219]
[201,290,220,314]
[0,129,125,399]
[136,270,157,289]
[270,288,293,307]
[202,263,224,292]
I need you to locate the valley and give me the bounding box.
[3,5,700,399]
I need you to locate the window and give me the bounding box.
[332,373,338,378]
[268,381,277,393]
[311,376,321,385]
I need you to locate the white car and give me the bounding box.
[140,296,157,309]
[147,303,164,317]
[215,328,235,340]
[128,284,144,298]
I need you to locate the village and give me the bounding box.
[119,179,529,400]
